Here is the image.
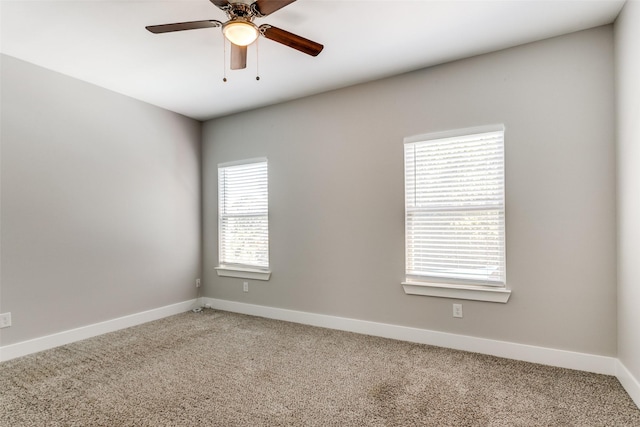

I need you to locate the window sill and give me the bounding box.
[401,281,511,303]
[215,267,271,281]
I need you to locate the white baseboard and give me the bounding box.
[3,297,637,410]
[204,298,617,376]
[616,360,640,409]
[0,299,198,362]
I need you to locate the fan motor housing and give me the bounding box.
[226,2,255,20]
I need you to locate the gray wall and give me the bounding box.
[615,1,640,382]
[203,27,616,356]
[0,55,202,345]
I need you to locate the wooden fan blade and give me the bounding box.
[260,25,323,56]
[146,20,222,34]
[252,0,296,16]
[210,0,231,9]
[230,44,247,70]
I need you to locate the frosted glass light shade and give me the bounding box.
[223,21,259,46]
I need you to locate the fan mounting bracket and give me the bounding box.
[250,2,266,18]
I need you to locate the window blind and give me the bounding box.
[404,129,505,285]
[218,159,269,269]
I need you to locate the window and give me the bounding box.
[215,158,271,281]
[402,125,510,303]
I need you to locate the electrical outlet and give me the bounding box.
[196,278,201,288]
[243,281,249,292]
[453,304,463,318]
[0,312,12,329]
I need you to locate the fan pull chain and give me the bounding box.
[255,38,260,81]
[222,35,228,82]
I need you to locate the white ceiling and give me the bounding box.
[1,0,625,121]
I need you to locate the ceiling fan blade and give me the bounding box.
[146,20,222,34]
[230,44,248,70]
[259,25,323,57]
[252,0,296,16]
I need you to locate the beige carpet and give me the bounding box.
[1,309,639,426]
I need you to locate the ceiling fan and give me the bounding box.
[146,0,323,70]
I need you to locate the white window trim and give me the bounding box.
[218,157,268,168]
[215,266,271,281]
[402,124,510,303]
[217,157,270,280]
[401,281,511,303]
[403,124,505,144]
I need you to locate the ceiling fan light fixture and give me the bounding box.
[222,20,259,46]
